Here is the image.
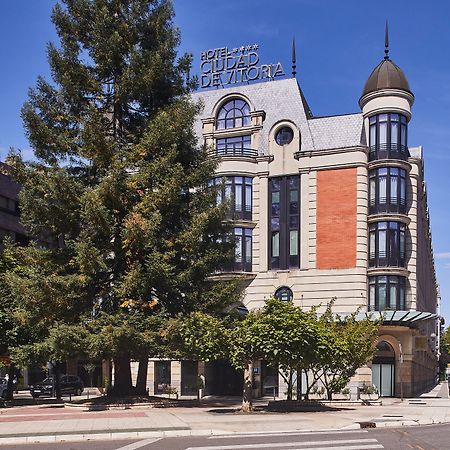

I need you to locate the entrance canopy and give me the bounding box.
[356,310,438,327]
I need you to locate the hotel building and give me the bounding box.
[141,38,440,399]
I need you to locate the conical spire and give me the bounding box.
[292,37,297,78]
[384,19,389,60]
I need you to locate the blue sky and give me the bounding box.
[1,1,450,320]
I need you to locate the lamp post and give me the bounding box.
[398,341,404,402]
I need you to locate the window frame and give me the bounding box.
[232,227,252,272]
[369,167,407,214]
[369,221,406,268]
[216,135,254,157]
[216,99,251,130]
[369,275,406,311]
[275,126,294,146]
[274,286,294,302]
[209,176,252,220]
[369,113,408,161]
[269,176,300,270]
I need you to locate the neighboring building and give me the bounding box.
[139,37,440,399]
[0,163,28,247]
[0,163,28,379]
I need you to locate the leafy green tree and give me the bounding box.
[169,311,261,412]
[441,327,450,354]
[6,0,239,394]
[309,304,381,400]
[248,299,323,400]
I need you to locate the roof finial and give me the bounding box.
[384,19,389,60]
[292,37,297,78]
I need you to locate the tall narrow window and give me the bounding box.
[379,114,388,147]
[390,168,398,205]
[379,169,387,205]
[232,227,252,272]
[269,176,300,269]
[210,176,252,220]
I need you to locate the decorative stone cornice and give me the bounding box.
[368,213,411,225]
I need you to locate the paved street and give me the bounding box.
[0,383,449,447]
[1,425,450,450]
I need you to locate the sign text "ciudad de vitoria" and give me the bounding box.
[200,44,285,88]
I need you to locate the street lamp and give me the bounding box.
[398,341,404,402]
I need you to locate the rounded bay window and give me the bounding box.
[369,113,408,161]
[369,167,407,215]
[369,221,406,268]
[369,275,406,311]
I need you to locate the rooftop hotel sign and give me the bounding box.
[200,44,285,88]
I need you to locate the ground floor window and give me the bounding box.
[154,361,171,395]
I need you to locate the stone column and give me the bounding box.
[147,361,155,395]
[171,361,182,398]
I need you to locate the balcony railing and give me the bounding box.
[368,302,411,312]
[369,144,409,162]
[369,255,406,268]
[209,147,258,158]
[369,199,407,215]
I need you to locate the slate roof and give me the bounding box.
[192,78,365,154]
[308,113,365,150]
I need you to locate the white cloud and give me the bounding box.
[435,252,450,259]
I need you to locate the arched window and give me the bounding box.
[274,286,293,303]
[216,99,251,130]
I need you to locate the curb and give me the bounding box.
[1,419,449,446]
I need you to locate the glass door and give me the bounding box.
[372,363,394,397]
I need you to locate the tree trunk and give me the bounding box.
[287,369,293,401]
[296,366,302,401]
[241,360,253,412]
[54,362,62,400]
[112,354,133,395]
[304,371,310,400]
[135,357,149,395]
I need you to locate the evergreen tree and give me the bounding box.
[6,0,239,394]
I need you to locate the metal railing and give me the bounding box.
[369,144,409,161]
[209,147,258,158]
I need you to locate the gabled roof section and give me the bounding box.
[191,78,316,155]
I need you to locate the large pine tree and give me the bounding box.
[6,0,239,394]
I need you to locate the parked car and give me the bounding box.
[29,375,84,398]
[0,378,8,399]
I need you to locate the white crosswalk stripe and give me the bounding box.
[286,445,382,450]
[186,438,383,450]
[211,430,368,439]
[115,438,162,450]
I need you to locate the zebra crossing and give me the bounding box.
[185,430,384,450]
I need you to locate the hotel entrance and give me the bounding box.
[372,341,396,397]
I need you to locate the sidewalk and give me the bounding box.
[1,383,449,445]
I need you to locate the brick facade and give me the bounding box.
[316,168,357,269]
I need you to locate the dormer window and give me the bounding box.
[217,99,251,130]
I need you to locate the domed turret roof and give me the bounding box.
[361,58,411,97]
